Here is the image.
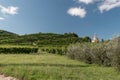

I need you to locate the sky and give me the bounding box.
[0,0,120,40]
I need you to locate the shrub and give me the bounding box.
[0,47,38,54]
[67,43,93,64]
[66,42,111,66]
[107,37,120,71]
[90,43,111,66]
[40,47,67,55]
[67,37,120,71]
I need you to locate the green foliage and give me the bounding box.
[67,42,111,66]
[0,30,92,55]
[67,38,120,71]
[0,46,38,54]
[106,37,120,71]
[64,32,79,37]
[83,36,91,42]
[40,47,67,55]
[0,30,91,46]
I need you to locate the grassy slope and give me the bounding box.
[0,54,120,80]
[0,30,91,46]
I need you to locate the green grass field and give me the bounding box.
[0,54,120,80]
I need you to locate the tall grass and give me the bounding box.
[0,54,120,80]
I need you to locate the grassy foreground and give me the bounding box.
[0,54,120,80]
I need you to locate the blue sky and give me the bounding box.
[0,0,120,40]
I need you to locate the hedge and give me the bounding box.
[40,47,67,55]
[0,47,38,54]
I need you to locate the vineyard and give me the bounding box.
[0,30,120,80]
[0,46,38,54]
[0,30,91,55]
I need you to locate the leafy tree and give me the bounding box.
[83,36,91,42]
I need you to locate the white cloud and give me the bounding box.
[77,0,93,4]
[67,7,86,18]
[0,17,5,20]
[99,0,120,13]
[0,5,18,15]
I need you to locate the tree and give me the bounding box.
[83,36,91,42]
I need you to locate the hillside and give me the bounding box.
[0,30,19,44]
[0,30,18,36]
[0,30,91,46]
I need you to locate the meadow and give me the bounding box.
[0,54,120,80]
[0,30,120,80]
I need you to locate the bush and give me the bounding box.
[67,42,111,66]
[40,47,67,55]
[107,37,120,71]
[67,38,120,71]
[90,43,111,66]
[67,43,93,64]
[0,47,38,54]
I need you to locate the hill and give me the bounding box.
[0,30,18,36]
[0,30,91,46]
[0,30,19,44]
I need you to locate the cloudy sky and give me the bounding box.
[0,0,120,40]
